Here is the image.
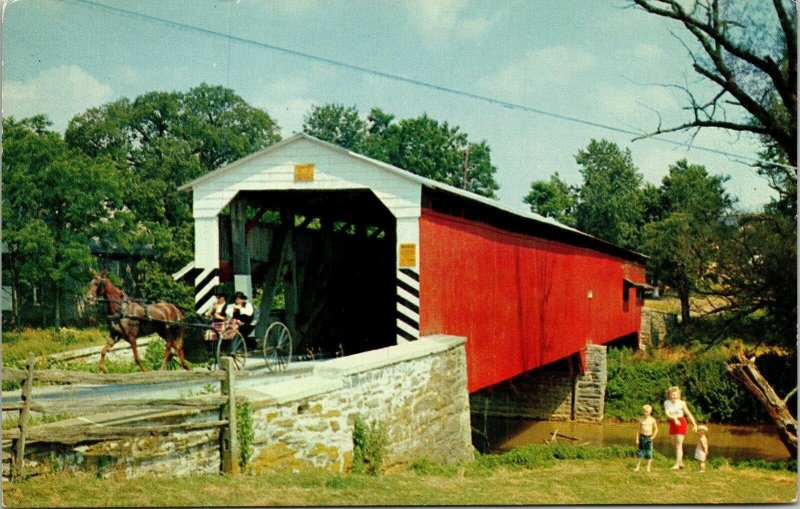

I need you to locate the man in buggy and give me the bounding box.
[226,291,254,338]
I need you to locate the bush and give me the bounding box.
[237,401,254,468]
[351,416,386,475]
[605,347,775,424]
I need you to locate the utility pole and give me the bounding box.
[462,146,470,190]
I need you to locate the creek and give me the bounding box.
[482,418,791,461]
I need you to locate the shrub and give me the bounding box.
[605,346,775,424]
[144,340,167,370]
[351,415,386,475]
[237,401,254,468]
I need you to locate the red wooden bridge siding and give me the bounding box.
[419,210,646,393]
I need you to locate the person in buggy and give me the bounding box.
[226,291,254,338]
[203,292,228,347]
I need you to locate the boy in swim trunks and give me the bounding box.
[634,404,658,472]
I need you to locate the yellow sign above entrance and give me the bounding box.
[399,243,417,267]
[294,163,315,182]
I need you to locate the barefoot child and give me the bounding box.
[634,404,658,472]
[664,386,698,469]
[694,425,709,472]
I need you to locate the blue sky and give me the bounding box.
[2,0,774,211]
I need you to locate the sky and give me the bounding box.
[1,0,777,212]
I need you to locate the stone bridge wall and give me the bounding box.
[639,308,678,349]
[470,344,608,423]
[19,335,473,478]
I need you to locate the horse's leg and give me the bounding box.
[129,337,147,372]
[172,331,191,371]
[160,339,173,370]
[98,339,115,373]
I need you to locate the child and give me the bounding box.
[664,386,698,469]
[694,425,709,472]
[634,404,658,472]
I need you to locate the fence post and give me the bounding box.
[219,356,239,476]
[11,353,35,480]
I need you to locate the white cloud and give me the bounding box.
[250,77,315,136]
[2,65,114,132]
[629,43,666,62]
[478,46,597,101]
[405,0,501,42]
[594,81,680,131]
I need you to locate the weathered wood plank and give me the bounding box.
[219,356,239,476]
[2,367,244,385]
[34,396,228,414]
[2,401,46,413]
[3,420,228,443]
[11,354,34,479]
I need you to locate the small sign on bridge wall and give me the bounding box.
[294,163,315,182]
[399,243,417,267]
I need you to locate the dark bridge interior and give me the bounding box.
[220,189,397,357]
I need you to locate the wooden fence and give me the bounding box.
[2,353,249,480]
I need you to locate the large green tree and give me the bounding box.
[302,103,366,151]
[523,173,577,226]
[644,160,732,323]
[65,84,281,278]
[302,105,500,198]
[574,139,644,250]
[2,116,122,326]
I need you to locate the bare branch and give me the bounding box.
[784,387,798,405]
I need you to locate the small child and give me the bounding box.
[634,404,658,472]
[694,425,709,472]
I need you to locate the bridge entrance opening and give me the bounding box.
[221,189,397,359]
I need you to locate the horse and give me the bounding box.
[85,271,191,372]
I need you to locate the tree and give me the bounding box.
[65,84,281,274]
[712,209,796,346]
[302,103,366,151]
[2,116,122,326]
[302,105,500,198]
[574,139,644,250]
[632,0,797,167]
[644,160,731,323]
[523,173,577,226]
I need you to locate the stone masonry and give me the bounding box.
[639,308,678,349]
[246,334,474,472]
[470,343,608,423]
[573,344,607,422]
[17,334,473,478]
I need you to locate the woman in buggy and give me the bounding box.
[204,292,228,348]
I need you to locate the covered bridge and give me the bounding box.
[178,133,647,392]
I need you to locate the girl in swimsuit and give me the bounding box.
[664,386,698,470]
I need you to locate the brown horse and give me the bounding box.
[85,271,191,372]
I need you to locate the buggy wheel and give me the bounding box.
[216,331,247,370]
[207,341,219,370]
[263,322,292,372]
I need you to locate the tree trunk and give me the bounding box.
[54,281,62,328]
[678,289,691,324]
[727,354,797,459]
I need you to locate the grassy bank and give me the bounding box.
[1,328,108,365]
[3,454,796,506]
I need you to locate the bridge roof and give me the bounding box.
[180,133,646,263]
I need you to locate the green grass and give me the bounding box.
[3,454,796,506]
[1,328,108,365]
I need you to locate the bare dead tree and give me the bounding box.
[631,0,797,167]
[727,354,797,458]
